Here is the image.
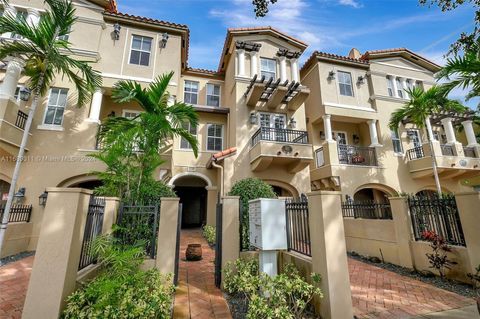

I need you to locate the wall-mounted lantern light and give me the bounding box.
[160,32,169,48]
[320,131,325,140]
[328,70,336,80]
[13,187,26,204]
[19,87,31,101]
[353,134,360,144]
[249,112,258,125]
[113,22,121,40]
[357,75,366,85]
[289,117,297,129]
[38,191,48,207]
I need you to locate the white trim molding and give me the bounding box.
[168,171,213,187]
[323,102,376,113]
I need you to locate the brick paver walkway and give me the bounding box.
[0,256,33,319]
[173,229,232,319]
[349,258,475,319]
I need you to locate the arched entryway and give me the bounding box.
[264,179,299,198]
[171,174,209,229]
[57,174,103,190]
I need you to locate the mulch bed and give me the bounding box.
[0,250,35,267]
[348,252,477,298]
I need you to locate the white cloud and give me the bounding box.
[339,0,363,9]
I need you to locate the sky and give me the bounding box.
[117,0,478,108]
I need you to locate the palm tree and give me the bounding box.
[93,71,198,203]
[389,86,466,195]
[0,0,102,255]
[437,41,480,109]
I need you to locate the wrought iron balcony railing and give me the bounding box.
[337,144,378,166]
[251,127,309,147]
[407,146,425,160]
[463,147,476,158]
[15,110,28,130]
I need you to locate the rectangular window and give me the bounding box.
[180,122,197,149]
[260,58,276,80]
[387,77,394,97]
[338,71,353,97]
[206,83,220,107]
[122,110,141,119]
[207,124,223,151]
[11,10,27,39]
[43,88,68,126]
[129,35,152,66]
[184,80,199,105]
[396,78,404,98]
[57,26,71,41]
[391,129,403,153]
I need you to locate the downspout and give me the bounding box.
[211,161,224,199]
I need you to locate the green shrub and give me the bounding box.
[229,178,276,249]
[223,258,322,319]
[202,225,216,246]
[62,235,175,318]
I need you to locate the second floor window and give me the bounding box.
[207,124,223,151]
[338,71,353,97]
[43,88,68,126]
[129,35,152,66]
[184,80,199,104]
[206,83,220,107]
[395,78,404,98]
[180,122,197,149]
[386,77,395,97]
[260,58,276,80]
[123,110,141,120]
[391,129,403,153]
[11,10,27,39]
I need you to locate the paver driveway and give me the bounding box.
[0,256,33,319]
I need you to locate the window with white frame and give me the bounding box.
[386,76,395,97]
[338,71,353,96]
[391,129,403,153]
[13,86,23,101]
[43,88,68,126]
[206,83,220,107]
[395,78,404,98]
[180,122,197,149]
[122,110,141,119]
[260,58,276,80]
[184,80,199,105]
[207,124,223,151]
[11,10,27,39]
[129,35,152,66]
[57,26,71,41]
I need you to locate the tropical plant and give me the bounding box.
[0,0,101,256]
[421,230,457,279]
[389,86,466,195]
[90,72,198,204]
[202,225,216,246]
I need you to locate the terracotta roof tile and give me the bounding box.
[227,26,308,47]
[361,47,441,71]
[103,11,189,30]
[300,50,369,75]
[186,67,220,75]
[212,147,237,160]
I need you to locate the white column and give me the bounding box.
[88,89,103,123]
[237,49,246,77]
[2,5,16,38]
[250,51,258,78]
[26,8,41,27]
[279,56,287,82]
[441,117,457,144]
[290,58,299,82]
[0,58,25,99]
[425,116,435,142]
[367,119,380,146]
[391,76,399,98]
[323,114,333,142]
[462,120,478,146]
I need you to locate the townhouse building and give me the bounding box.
[0,0,478,257]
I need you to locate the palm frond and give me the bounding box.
[112,81,155,112]
[147,71,174,108]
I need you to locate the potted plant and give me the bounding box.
[352,154,365,164]
[467,265,480,314]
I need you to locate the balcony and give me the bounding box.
[406,141,480,179]
[244,75,310,111]
[249,127,313,172]
[0,98,31,155]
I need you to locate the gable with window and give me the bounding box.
[338,71,353,97]
[43,88,68,126]
[184,80,199,105]
[129,35,152,66]
[260,58,276,80]
[391,129,403,153]
[180,122,197,149]
[206,83,220,107]
[207,124,223,151]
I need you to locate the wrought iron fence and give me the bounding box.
[95,125,105,150]
[315,147,325,167]
[463,147,476,158]
[341,200,392,219]
[440,144,455,156]
[338,144,378,166]
[407,146,425,160]
[15,110,28,130]
[0,204,32,222]
[285,197,311,257]
[116,203,160,258]
[251,127,309,147]
[407,194,465,246]
[78,196,105,270]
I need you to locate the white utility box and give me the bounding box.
[248,198,287,277]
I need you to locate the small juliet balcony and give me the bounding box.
[0,97,31,155]
[244,75,310,111]
[406,141,480,179]
[249,127,313,173]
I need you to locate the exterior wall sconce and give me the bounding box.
[353,134,360,144]
[160,33,169,48]
[328,70,336,80]
[13,187,26,204]
[357,75,366,85]
[289,117,296,129]
[113,22,121,40]
[19,87,31,101]
[249,112,258,125]
[38,191,48,207]
[320,131,325,140]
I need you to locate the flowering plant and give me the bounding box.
[421,230,457,279]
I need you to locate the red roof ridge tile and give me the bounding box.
[104,11,189,30]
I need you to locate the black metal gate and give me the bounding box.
[214,202,223,288]
[116,203,160,258]
[285,197,311,257]
[78,196,105,270]
[174,203,183,286]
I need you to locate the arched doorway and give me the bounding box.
[69,180,103,190]
[353,188,390,202]
[172,174,208,228]
[0,180,11,203]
